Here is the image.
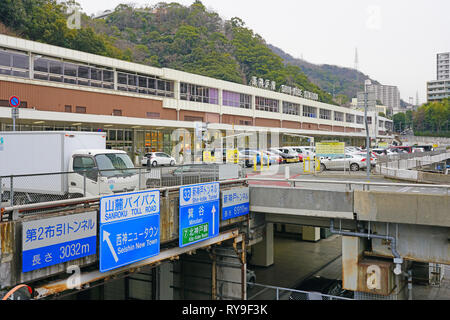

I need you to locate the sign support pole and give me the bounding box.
[9,96,21,132]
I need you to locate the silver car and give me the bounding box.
[319,154,368,172]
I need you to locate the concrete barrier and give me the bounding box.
[418,171,450,184]
[249,186,354,220]
[354,191,450,227]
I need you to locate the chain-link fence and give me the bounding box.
[0,164,244,210]
[248,283,353,301]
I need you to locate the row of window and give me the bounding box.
[282,101,301,115]
[33,55,116,90]
[63,104,162,119]
[180,82,219,104]
[64,105,87,114]
[222,90,251,109]
[0,48,175,97]
[0,49,30,79]
[117,71,174,98]
[0,48,381,126]
[255,96,279,113]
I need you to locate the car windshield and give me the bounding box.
[95,153,136,177]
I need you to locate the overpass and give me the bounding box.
[0,177,449,299]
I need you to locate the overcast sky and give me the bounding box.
[75,0,450,104]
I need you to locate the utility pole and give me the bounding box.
[364,80,371,180]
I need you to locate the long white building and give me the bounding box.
[0,34,393,156]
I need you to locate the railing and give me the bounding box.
[376,150,448,164]
[2,172,449,221]
[0,176,248,222]
[375,150,450,177]
[248,282,353,301]
[246,176,450,190]
[0,164,244,208]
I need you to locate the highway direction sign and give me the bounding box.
[99,190,160,272]
[22,211,97,273]
[179,182,220,248]
[221,187,249,220]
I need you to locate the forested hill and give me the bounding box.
[0,0,342,104]
[268,44,379,105]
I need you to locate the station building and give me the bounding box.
[0,34,393,161]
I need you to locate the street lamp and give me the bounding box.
[364,80,371,180]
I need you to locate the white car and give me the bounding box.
[277,147,301,162]
[319,154,371,172]
[412,147,425,153]
[345,146,362,154]
[142,152,176,167]
[290,146,315,157]
[262,150,283,164]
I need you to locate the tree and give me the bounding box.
[393,112,406,132]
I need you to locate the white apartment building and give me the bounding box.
[427,52,450,102]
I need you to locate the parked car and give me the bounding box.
[289,276,353,300]
[145,163,226,188]
[281,146,308,162]
[261,150,283,165]
[372,148,394,156]
[239,149,269,167]
[345,146,362,154]
[412,147,425,153]
[290,147,315,161]
[352,151,377,166]
[319,154,370,172]
[413,145,434,152]
[291,146,316,158]
[268,148,297,163]
[389,146,413,153]
[278,147,302,162]
[142,152,176,167]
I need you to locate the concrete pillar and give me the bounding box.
[159,261,174,300]
[342,236,407,299]
[250,223,274,267]
[342,236,367,291]
[302,226,320,242]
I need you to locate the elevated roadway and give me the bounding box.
[1,174,449,299]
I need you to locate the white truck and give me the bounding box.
[0,131,139,204]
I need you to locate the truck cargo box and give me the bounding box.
[0,131,106,195]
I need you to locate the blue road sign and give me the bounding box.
[179,182,220,248]
[99,190,160,272]
[221,187,250,220]
[22,211,97,273]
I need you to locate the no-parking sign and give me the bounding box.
[9,96,20,107]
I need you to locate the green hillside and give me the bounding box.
[268,44,379,104]
[0,0,336,104]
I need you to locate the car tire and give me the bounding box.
[152,161,158,167]
[170,160,175,166]
[350,163,360,171]
[320,164,326,172]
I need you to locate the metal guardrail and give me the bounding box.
[246,177,450,190]
[3,175,449,218]
[0,177,248,221]
[376,150,448,164]
[248,282,353,301]
[0,164,246,209]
